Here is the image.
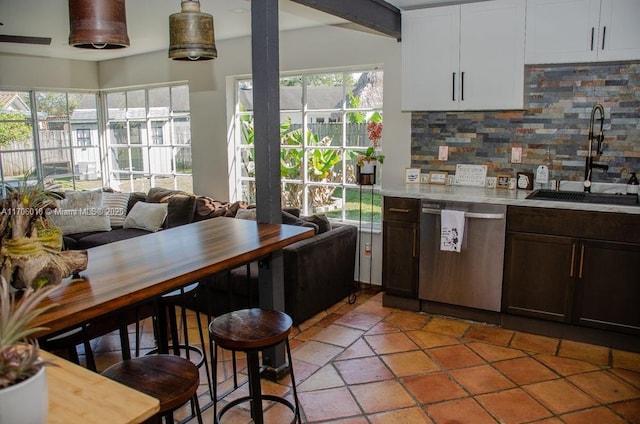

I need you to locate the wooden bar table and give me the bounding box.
[32,217,313,339]
[43,350,159,423]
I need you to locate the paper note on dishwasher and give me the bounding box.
[440,210,465,252]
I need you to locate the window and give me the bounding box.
[0,84,193,195]
[76,128,92,146]
[232,68,384,224]
[104,84,192,193]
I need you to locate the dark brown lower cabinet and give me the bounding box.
[504,232,575,322]
[574,239,640,334]
[504,206,640,336]
[382,197,420,298]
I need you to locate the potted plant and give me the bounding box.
[0,276,57,423]
[0,179,87,290]
[356,120,385,185]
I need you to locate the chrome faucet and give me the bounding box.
[584,103,608,192]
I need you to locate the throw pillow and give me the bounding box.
[103,191,130,227]
[301,214,332,234]
[59,190,103,209]
[123,202,168,232]
[281,210,319,234]
[235,208,257,220]
[50,208,112,235]
[146,187,196,228]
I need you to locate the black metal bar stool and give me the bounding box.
[40,324,96,371]
[145,282,214,402]
[102,354,203,424]
[209,308,301,424]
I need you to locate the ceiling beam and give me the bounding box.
[290,0,401,40]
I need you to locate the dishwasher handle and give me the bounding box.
[421,208,505,220]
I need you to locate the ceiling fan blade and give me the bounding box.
[0,35,52,45]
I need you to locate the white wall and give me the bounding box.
[0,54,99,90]
[0,25,411,285]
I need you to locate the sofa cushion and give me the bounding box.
[300,214,332,234]
[75,228,153,249]
[127,192,147,214]
[124,202,168,232]
[146,187,196,228]
[235,208,320,234]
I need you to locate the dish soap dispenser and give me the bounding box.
[627,172,639,195]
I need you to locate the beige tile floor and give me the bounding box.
[80,288,640,423]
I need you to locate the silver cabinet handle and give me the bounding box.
[421,208,504,220]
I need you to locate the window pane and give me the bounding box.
[126,90,146,119]
[70,94,97,121]
[308,148,342,183]
[175,146,192,174]
[308,184,340,212]
[36,92,68,119]
[129,121,146,145]
[107,92,126,120]
[307,73,344,110]
[149,87,170,119]
[308,119,341,147]
[171,85,190,113]
[238,115,254,146]
[237,80,253,112]
[239,146,255,178]
[1,149,36,180]
[240,180,256,204]
[282,182,303,209]
[72,146,101,186]
[149,146,172,173]
[0,119,34,151]
[280,85,302,111]
[174,117,191,145]
[280,147,303,181]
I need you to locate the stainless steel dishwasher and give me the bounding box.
[419,200,506,312]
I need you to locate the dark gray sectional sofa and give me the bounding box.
[61,187,358,324]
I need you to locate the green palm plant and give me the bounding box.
[0,277,57,389]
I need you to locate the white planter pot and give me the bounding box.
[359,160,376,174]
[0,366,48,424]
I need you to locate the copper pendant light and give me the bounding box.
[169,1,217,61]
[68,0,130,49]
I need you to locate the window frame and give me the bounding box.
[231,67,384,225]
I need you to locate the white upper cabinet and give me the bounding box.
[401,0,526,111]
[525,0,640,64]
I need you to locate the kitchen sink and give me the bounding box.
[527,189,639,206]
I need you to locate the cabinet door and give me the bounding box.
[525,0,600,64]
[596,0,640,61]
[573,240,640,334]
[382,220,419,297]
[503,232,575,322]
[459,0,525,110]
[401,6,460,111]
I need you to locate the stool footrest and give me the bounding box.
[216,394,298,424]
[146,344,205,369]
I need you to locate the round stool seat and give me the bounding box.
[102,354,200,414]
[209,308,292,350]
[209,308,300,424]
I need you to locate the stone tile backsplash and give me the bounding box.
[410,62,640,184]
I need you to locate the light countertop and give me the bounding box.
[379,184,640,215]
